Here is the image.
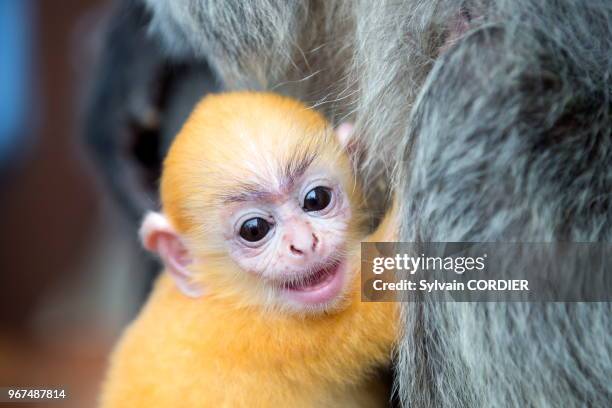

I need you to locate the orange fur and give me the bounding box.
[100,273,397,407]
[99,93,398,407]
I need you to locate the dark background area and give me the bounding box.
[0,1,147,406]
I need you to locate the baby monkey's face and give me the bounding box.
[149,93,361,313]
[220,165,353,310]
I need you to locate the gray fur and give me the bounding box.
[143,0,308,89]
[396,3,612,405]
[143,0,356,120]
[139,0,612,406]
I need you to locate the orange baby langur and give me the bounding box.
[100,92,398,407]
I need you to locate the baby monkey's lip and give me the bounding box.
[284,260,340,290]
[279,257,347,306]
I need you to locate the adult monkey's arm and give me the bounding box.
[394,6,612,407]
[84,0,220,225]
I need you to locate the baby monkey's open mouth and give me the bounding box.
[280,258,347,306]
[285,261,340,291]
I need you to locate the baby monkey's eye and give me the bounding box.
[303,186,332,212]
[239,217,271,242]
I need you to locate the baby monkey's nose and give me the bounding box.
[289,232,319,256]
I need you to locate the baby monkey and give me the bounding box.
[100,92,397,407]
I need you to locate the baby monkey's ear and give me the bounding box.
[336,122,362,165]
[140,212,204,298]
[336,122,355,150]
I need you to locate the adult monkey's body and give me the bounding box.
[95,1,612,407]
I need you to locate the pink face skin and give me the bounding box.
[141,125,358,311]
[221,169,353,310]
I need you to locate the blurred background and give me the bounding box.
[0,1,220,406]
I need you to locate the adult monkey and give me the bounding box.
[85,0,220,225]
[90,0,612,406]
